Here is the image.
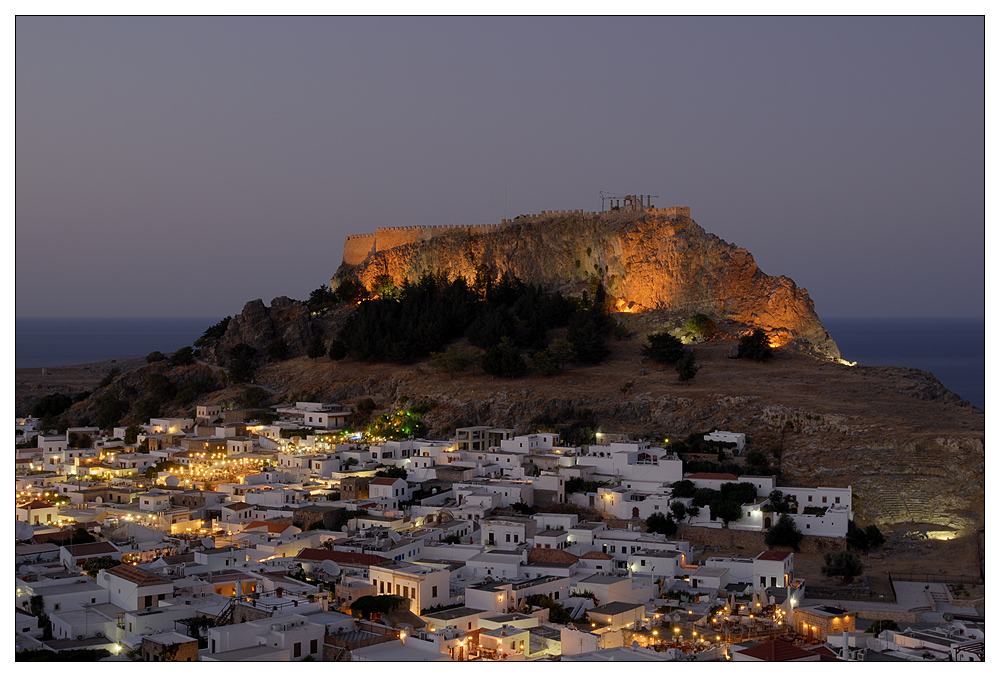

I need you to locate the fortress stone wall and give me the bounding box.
[343,233,377,266]
[341,206,691,265]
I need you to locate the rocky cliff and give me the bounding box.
[201,296,318,365]
[334,211,841,360]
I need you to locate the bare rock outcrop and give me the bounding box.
[334,211,840,359]
[202,296,317,365]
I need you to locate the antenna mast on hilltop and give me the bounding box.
[600,191,658,212]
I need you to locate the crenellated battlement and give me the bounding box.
[341,205,691,265]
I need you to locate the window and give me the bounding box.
[379,581,385,594]
[506,534,511,543]
[641,560,646,567]
[808,495,813,502]
[432,586,438,598]
[822,496,827,503]
[513,535,518,543]
[310,639,317,654]
[835,497,841,504]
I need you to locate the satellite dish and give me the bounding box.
[202,537,215,548]
[341,526,350,533]
[15,521,34,541]
[388,531,401,543]
[165,475,180,487]
[322,560,341,577]
[19,565,30,575]
[94,496,103,504]
[632,640,640,650]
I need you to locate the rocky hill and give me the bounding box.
[334,209,841,360]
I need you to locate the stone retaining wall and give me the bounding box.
[677,524,846,554]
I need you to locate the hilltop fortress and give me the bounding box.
[343,205,691,266]
[335,202,840,359]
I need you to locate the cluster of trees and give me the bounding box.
[528,407,600,446]
[565,477,607,495]
[194,317,231,347]
[306,280,370,313]
[663,430,739,458]
[764,514,804,550]
[523,594,582,625]
[646,511,678,536]
[821,550,864,583]
[846,520,886,553]
[374,465,408,480]
[669,479,756,527]
[349,594,408,621]
[332,271,614,376]
[640,313,721,381]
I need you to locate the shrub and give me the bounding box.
[481,337,527,378]
[765,514,804,550]
[306,335,327,359]
[737,329,773,361]
[646,512,677,536]
[194,316,231,347]
[328,340,348,361]
[227,343,257,383]
[267,338,289,360]
[685,313,717,339]
[241,386,270,409]
[170,346,195,366]
[642,332,685,364]
[821,550,863,583]
[146,351,166,363]
[97,369,120,388]
[30,393,73,420]
[430,347,478,377]
[676,351,698,381]
[868,619,900,635]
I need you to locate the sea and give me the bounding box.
[15,317,220,369]
[14,316,985,410]
[823,317,984,410]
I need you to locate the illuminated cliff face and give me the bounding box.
[335,211,841,360]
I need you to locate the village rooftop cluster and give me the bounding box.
[14,401,984,661]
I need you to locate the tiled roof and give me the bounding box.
[18,500,55,510]
[528,547,580,565]
[31,524,100,544]
[580,550,614,560]
[756,551,793,561]
[370,477,402,486]
[736,639,818,661]
[244,520,293,533]
[63,542,120,557]
[685,472,740,480]
[222,502,252,511]
[105,564,172,586]
[294,548,391,566]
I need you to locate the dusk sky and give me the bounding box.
[15,16,984,320]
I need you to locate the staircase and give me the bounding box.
[215,597,237,626]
